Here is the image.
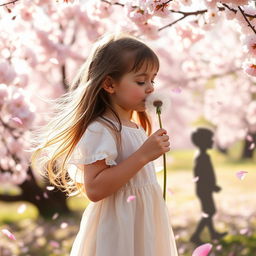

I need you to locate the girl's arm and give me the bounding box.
[84,148,147,202]
[84,128,169,202]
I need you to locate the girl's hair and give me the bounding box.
[29,32,159,197]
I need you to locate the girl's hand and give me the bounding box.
[138,128,170,163]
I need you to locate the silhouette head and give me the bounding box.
[191,128,214,150]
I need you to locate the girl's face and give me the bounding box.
[111,62,158,113]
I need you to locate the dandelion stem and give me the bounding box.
[156,106,167,201]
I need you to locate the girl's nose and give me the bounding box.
[146,84,154,93]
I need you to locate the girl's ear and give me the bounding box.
[102,76,115,94]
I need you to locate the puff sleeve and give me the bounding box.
[67,121,118,184]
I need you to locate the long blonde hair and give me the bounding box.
[29,32,159,197]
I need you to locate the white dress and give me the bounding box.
[67,117,178,256]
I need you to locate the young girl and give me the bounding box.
[30,32,178,256]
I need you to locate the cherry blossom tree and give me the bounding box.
[0,0,255,216]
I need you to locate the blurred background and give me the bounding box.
[0,0,255,255]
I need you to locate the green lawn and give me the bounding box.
[0,149,255,255]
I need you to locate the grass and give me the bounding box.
[0,148,255,255]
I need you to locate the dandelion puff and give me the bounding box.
[145,90,171,115]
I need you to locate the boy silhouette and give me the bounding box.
[190,127,228,245]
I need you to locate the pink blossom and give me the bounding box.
[246,101,256,131]
[243,60,256,77]
[221,0,249,5]
[87,0,113,19]
[192,243,212,256]
[244,35,256,57]
[148,0,170,18]
[0,83,9,106]
[0,62,16,85]
[137,21,159,40]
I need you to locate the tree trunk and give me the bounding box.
[242,133,256,159]
[0,167,71,219]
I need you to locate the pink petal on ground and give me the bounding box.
[17,204,27,214]
[249,143,255,150]
[127,195,136,203]
[236,171,248,180]
[1,229,16,240]
[49,240,60,248]
[192,243,212,256]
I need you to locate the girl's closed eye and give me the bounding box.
[136,81,155,86]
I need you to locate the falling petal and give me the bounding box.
[192,243,212,256]
[10,117,23,126]
[249,143,255,150]
[17,204,27,214]
[1,229,16,241]
[167,187,174,196]
[127,195,136,203]
[49,240,60,248]
[175,234,180,240]
[216,244,222,250]
[202,212,209,218]
[193,176,199,183]
[171,87,182,94]
[43,192,48,199]
[246,135,253,142]
[60,222,68,229]
[155,166,163,172]
[236,171,248,180]
[240,228,249,235]
[52,213,59,220]
[49,58,59,65]
[35,195,40,200]
[46,186,55,191]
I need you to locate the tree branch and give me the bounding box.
[0,194,24,201]
[0,0,19,7]
[238,5,256,34]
